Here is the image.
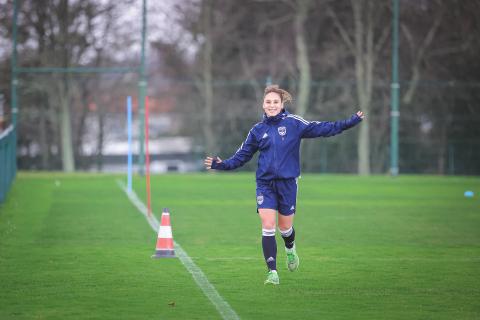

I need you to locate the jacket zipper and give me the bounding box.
[272,125,278,178]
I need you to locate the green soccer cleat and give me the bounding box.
[264,270,279,285]
[286,245,300,272]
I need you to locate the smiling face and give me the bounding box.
[263,92,284,117]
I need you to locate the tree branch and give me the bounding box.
[326,5,355,53]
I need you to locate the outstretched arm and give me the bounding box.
[301,111,364,138]
[204,129,259,171]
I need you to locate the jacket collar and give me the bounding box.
[263,109,288,124]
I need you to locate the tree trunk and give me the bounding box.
[59,79,75,172]
[294,0,311,118]
[202,0,216,154]
[59,0,75,172]
[294,0,312,171]
[352,0,372,175]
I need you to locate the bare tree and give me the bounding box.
[6,0,132,171]
[401,4,444,106]
[293,0,312,118]
[327,0,390,175]
[199,0,216,155]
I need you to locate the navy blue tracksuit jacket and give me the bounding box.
[211,110,362,181]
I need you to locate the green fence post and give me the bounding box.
[390,0,400,176]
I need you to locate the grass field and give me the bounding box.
[1,173,479,319]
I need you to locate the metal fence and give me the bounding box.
[0,125,16,203]
[11,78,480,175]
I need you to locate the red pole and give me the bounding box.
[145,95,152,217]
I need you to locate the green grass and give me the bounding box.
[1,173,479,319]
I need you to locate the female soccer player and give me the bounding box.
[204,85,364,285]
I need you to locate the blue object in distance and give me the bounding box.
[464,191,474,198]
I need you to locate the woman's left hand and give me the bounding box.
[356,111,365,119]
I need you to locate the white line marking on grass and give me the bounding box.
[117,180,240,320]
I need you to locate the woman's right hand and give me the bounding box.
[204,156,222,170]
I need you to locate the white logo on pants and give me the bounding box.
[257,195,264,205]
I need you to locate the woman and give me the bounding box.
[204,85,364,285]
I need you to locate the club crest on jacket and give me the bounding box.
[278,126,286,136]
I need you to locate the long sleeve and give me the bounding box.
[300,114,362,138]
[211,129,259,170]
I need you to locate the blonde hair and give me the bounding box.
[264,85,293,103]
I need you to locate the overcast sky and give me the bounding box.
[1,0,197,63]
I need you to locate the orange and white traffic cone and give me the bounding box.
[152,208,176,258]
